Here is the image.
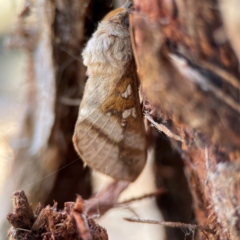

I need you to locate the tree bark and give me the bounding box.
[131,0,240,239]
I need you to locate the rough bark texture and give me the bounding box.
[131,0,240,239]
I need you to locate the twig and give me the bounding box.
[115,188,165,207]
[144,112,184,142]
[124,217,215,235]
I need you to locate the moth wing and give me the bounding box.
[73,71,147,182]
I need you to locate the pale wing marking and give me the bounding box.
[78,108,95,123]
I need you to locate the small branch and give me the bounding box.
[124,217,215,235]
[115,188,165,207]
[144,112,184,142]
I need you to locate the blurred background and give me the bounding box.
[0,0,25,194]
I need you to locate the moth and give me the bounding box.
[73,2,146,182]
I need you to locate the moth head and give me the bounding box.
[82,1,134,71]
[101,2,133,36]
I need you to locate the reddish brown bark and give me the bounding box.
[131,0,240,239]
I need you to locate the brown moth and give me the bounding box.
[73,2,146,182]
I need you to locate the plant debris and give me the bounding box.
[7,183,164,239]
[7,191,108,240]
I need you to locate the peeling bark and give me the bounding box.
[131,0,240,239]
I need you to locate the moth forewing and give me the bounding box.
[73,6,147,182]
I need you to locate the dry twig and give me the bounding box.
[144,112,184,142]
[124,217,215,235]
[115,188,165,207]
